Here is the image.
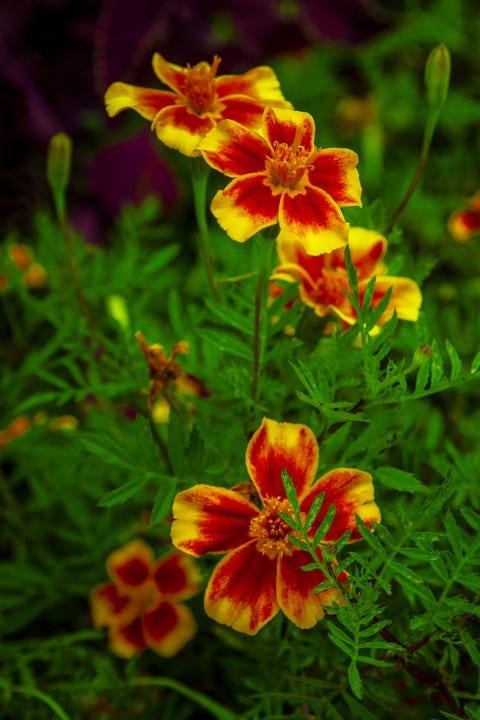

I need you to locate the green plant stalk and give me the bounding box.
[252,235,274,402]
[0,681,71,720]
[191,160,219,300]
[384,114,438,236]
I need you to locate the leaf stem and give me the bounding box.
[191,160,219,300]
[252,235,274,402]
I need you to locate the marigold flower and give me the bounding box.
[105,54,290,157]
[271,227,422,331]
[90,539,201,658]
[198,107,361,255]
[171,417,380,635]
[448,191,480,242]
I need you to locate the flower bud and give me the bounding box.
[46,132,72,196]
[424,44,451,115]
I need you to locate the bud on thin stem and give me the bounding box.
[46,133,72,220]
[424,43,451,118]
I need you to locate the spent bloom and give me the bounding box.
[90,539,201,657]
[171,417,380,635]
[198,106,362,255]
[105,54,290,157]
[135,331,207,423]
[271,227,422,332]
[448,191,480,243]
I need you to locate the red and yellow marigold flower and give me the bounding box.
[136,331,207,423]
[171,417,380,635]
[271,227,422,331]
[90,539,201,658]
[105,54,290,157]
[198,106,362,255]
[447,190,480,242]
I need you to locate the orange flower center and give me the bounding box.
[184,56,221,115]
[314,266,349,307]
[265,140,314,192]
[249,497,296,559]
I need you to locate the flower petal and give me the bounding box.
[171,484,258,556]
[448,207,480,242]
[359,276,422,324]
[153,552,201,601]
[89,582,135,628]
[348,227,387,279]
[204,543,278,635]
[109,617,146,658]
[199,120,269,177]
[107,539,154,591]
[210,175,279,242]
[142,600,197,656]
[152,53,187,94]
[104,82,175,120]
[309,149,362,206]
[216,65,288,103]
[277,550,345,628]
[279,187,349,255]
[152,105,215,157]
[246,417,319,502]
[301,468,381,543]
[263,107,316,153]
[218,95,290,131]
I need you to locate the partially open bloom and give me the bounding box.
[136,331,207,423]
[271,227,422,332]
[448,191,480,242]
[198,107,361,255]
[171,417,380,635]
[90,539,201,657]
[105,54,290,157]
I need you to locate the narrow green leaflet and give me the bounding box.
[375,466,429,494]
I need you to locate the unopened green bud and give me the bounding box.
[47,133,72,195]
[424,44,451,115]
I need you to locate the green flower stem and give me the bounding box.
[191,160,219,300]
[252,234,275,402]
[384,113,438,236]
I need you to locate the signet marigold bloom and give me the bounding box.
[105,54,291,157]
[271,227,422,332]
[198,107,362,255]
[447,190,480,242]
[171,417,381,635]
[90,539,201,657]
[135,331,207,423]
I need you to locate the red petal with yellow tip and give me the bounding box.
[142,600,197,656]
[89,583,133,628]
[152,105,215,157]
[359,276,422,324]
[199,120,268,177]
[109,617,146,658]
[153,552,201,601]
[245,417,319,502]
[277,550,344,628]
[204,542,278,635]
[104,82,174,120]
[309,149,362,206]
[152,53,188,94]
[301,468,381,543]
[263,107,316,152]
[107,539,154,591]
[210,175,279,242]
[171,485,258,557]
[348,227,386,278]
[280,187,349,255]
[216,65,287,102]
